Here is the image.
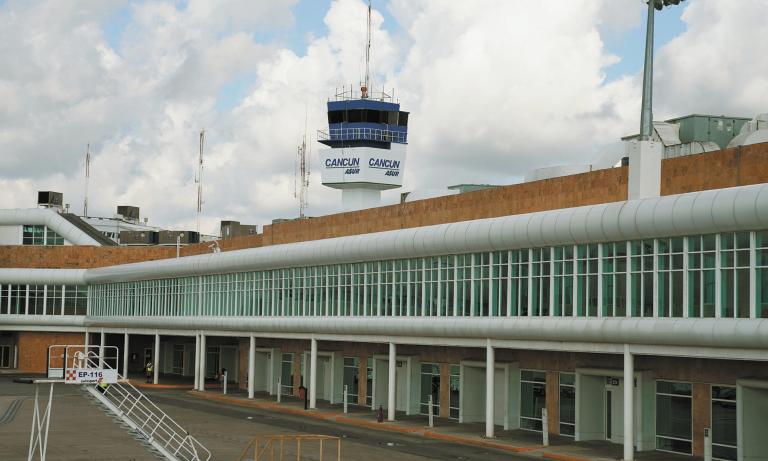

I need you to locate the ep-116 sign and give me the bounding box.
[65,368,118,384]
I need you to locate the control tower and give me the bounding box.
[317,1,409,211]
[317,86,409,211]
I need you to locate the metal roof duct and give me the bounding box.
[0,268,86,285]
[0,209,103,246]
[85,183,768,284]
[84,316,768,351]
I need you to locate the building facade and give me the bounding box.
[2,145,768,461]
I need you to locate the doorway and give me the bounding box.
[605,389,613,441]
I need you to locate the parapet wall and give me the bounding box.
[1,143,766,269]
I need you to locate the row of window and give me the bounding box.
[0,284,87,316]
[89,231,768,320]
[328,109,409,127]
[22,225,64,246]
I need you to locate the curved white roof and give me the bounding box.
[79,316,768,351]
[0,268,86,285]
[0,209,103,246]
[84,183,768,284]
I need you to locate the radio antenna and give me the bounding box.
[195,130,205,233]
[295,111,310,218]
[362,0,372,99]
[83,143,90,217]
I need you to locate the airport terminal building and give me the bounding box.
[2,143,768,460]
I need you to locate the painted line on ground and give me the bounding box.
[187,391,537,454]
[0,398,25,426]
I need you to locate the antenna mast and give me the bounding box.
[196,130,205,233]
[83,143,90,217]
[296,114,310,218]
[362,0,372,99]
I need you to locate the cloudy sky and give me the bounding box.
[1,0,767,235]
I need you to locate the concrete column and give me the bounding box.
[310,338,318,409]
[624,344,634,461]
[486,339,495,438]
[122,332,129,377]
[99,331,105,368]
[194,334,201,390]
[199,334,206,391]
[388,342,396,421]
[248,336,256,399]
[153,333,160,385]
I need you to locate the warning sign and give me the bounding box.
[64,368,118,384]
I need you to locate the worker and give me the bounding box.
[145,361,153,383]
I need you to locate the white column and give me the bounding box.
[99,331,105,368]
[486,339,495,438]
[153,333,160,385]
[198,334,206,391]
[309,338,318,409]
[388,342,396,421]
[122,332,129,377]
[248,336,256,399]
[194,334,201,390]
[624,344,634,461]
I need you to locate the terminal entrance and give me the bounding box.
[253,348,281,395]
[738,379,768,460]
[459,360,519,430]
[575,368,654,451]
[372,354,419,414]
[302,350,342,404]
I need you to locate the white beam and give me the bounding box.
[248,335,255,399]
[153,333,160,385]
[309,338,318,409]
[624,344,634,461]
[198,334,206,391]
[486,339,495,438]
[194,334,201,390]
[388,342,396,421]
[99,331,105,369]
[122,332,129,377]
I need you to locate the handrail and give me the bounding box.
[238,435,341,461]
[317,127,407,144]
[80,355,210,461]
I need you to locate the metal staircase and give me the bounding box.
[78,355,210,461]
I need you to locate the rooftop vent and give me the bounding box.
[37,191,63,210]
[117,205,140,222]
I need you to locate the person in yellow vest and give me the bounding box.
[145,361,153,383]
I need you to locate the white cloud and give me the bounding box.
[0,0,766,236]
[653,0,768,119]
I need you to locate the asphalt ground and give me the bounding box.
[0,376,535,461]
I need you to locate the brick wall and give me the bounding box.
[1,144,766,270]
[17,331,84,373]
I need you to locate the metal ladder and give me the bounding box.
[79,355,211,461]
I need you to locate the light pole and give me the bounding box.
[639,0,685,140]
[629,0,684,202]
